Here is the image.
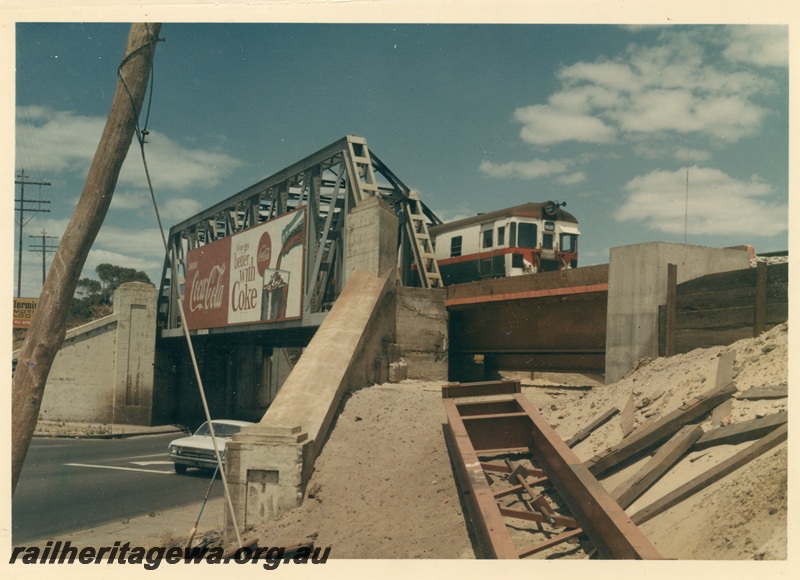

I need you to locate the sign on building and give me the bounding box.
[184,207,306,330]
[13,297,39,328]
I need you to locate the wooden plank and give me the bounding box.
[631,423,788,526]
[736,385,788,400]
[442,379,520,398]
[766,302,788,325]
[754,261,767,336]
[766,282,788,304]
[676,286,756,310]
[585,382,737,477]
[693,411,788,451]
[665,263,677,357]
[620,394,635,438]
[674,327,752,354]
[675,305,755,330]
[677,267,755,296]
[518,529,585,559]
[565,406,620,448]
[715,350,736,389]
[610,424,703,509]
[499,506,579,529]
[711,398,733,428]
[766,262,788,285]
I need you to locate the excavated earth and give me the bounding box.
[219,322,788,560]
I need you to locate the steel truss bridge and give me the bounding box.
[157,135,442,338]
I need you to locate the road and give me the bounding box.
[12,434,224,544]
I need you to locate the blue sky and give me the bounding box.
[12,20,790,298]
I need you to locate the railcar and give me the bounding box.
[429,201,579,285]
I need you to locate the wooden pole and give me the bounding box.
[11,23,162,494]
[665,263,677,356]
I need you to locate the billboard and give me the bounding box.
[13,298,39,328]
[184,207,306,330]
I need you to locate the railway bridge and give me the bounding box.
[152,135,445,427]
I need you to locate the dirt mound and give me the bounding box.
[233,323,787,559]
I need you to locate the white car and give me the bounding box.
[168,419,255,474]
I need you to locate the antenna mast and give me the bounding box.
[684,168,689,244]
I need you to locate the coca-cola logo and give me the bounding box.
[257,231,272,276]
[189,264,227,312]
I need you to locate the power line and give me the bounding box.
[28,229,59,287]
[15,169,52,297]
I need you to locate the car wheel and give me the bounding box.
[174,463,188,475]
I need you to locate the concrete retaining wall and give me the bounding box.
[395,285,448,380]
[21,282,159,425]
[604,242,751,383]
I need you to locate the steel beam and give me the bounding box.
[443,386,662,560]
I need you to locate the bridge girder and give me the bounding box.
[157,135,442,336]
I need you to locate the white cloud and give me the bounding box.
[157,197,205,221]
[479,158,571,179]
[616,166,786,237]
[118,130,244,190]
[15,106,245,192]
[508,26,779,151]
[634,144,712,163]
[514,103,616,145]
[672,147,712,163]
[556,171,587,185]
[723,26,788,68]
[109,191,150,211]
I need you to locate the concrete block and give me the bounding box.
[345,196,399,283]
[389,359,408,382]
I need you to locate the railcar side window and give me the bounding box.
[450,236,463,258]
[482,229,493,249]
[497,226,506,246]
[518,223,537,248]
[510,223,517,247]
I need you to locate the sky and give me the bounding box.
[9,17,791,298]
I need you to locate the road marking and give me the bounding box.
[112,452,171,462]
[64,463,173,475]
[130,461,173,467]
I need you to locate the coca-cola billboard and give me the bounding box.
[183,207,306,330]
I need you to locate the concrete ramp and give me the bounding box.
[261,266,394,456]
[226,267,396,527]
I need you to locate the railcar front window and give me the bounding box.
[518,223,537,248]
[497,226,506,246]
[560,234,577,253]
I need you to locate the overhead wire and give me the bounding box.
[116,24,244,550]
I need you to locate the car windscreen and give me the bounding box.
[194,422,244,438]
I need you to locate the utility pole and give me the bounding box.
[15,170,51,297]
[12,23,163,494]
[28,229,59,286]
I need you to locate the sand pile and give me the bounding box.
[240,323,787,560]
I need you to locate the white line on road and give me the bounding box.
[130,461,173,466]
[64,463,173,475]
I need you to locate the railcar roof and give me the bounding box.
[429,202,578,236]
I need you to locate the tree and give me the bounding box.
[68,264,152,326]
[96,263,151,297]
[12,23,162,494]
